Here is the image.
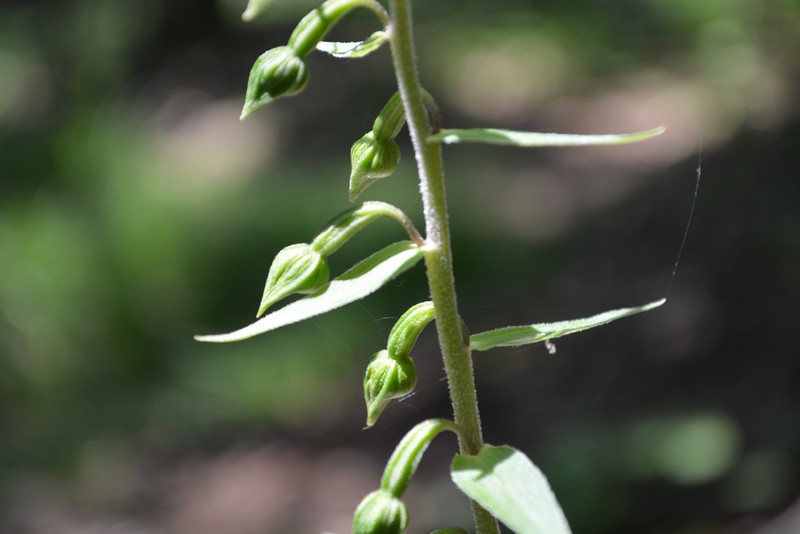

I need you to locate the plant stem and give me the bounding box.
[387,1,499,533]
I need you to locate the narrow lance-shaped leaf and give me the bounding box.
[316,30,389,58]
[451,445,571,534]
[241,0,272,22]
[470,299,665,352]
[428,126,665,147]
[195,241,423,343]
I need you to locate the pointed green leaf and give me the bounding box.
[242,0,272,22]
[451,445,571,534]
[195,241,423,343]
[470,299,665,351]
[316,30,388,58]
[428,126,665,147]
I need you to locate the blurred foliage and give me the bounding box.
[1,0,799,532]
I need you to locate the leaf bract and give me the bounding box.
[451,445,571,534]
[428,126,665,147]
[316,31,388,58]
[470,299,665,351]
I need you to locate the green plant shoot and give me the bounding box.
[197,1,666,532]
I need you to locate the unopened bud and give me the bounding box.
[349,132,401,201]
[241,46,308,119]
[364,350,416,427]
[352,490,408,534]
[258,243,328,317]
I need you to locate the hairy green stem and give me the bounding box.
[387,1,499,532]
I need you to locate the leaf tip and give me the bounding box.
[241,0,270,22]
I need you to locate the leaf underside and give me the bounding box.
[316,31,388,58]
[469,298,665,351]
[451,445,572,534]
[428,126,665,147]
[195,241,423,343]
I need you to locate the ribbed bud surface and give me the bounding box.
[352,490,408,534]
[349,132,401,201]
[363,350,416,426]
[241,46,308,119]
[258,243,328,316]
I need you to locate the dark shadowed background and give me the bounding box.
[1,0,799,532]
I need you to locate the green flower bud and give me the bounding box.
[352,490,408,534]
[364,350,416,427]
[258,243,328,317]
[349,132,401,201]
[241,46,309,119]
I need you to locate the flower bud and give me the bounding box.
[349,132,401,201]
[352,490,408,534]
[258,243,328,317]
[364,350,416,427]
[241,46,309,119]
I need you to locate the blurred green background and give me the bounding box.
[1,0,799,532]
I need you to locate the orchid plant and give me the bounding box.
[197,1,665,532]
